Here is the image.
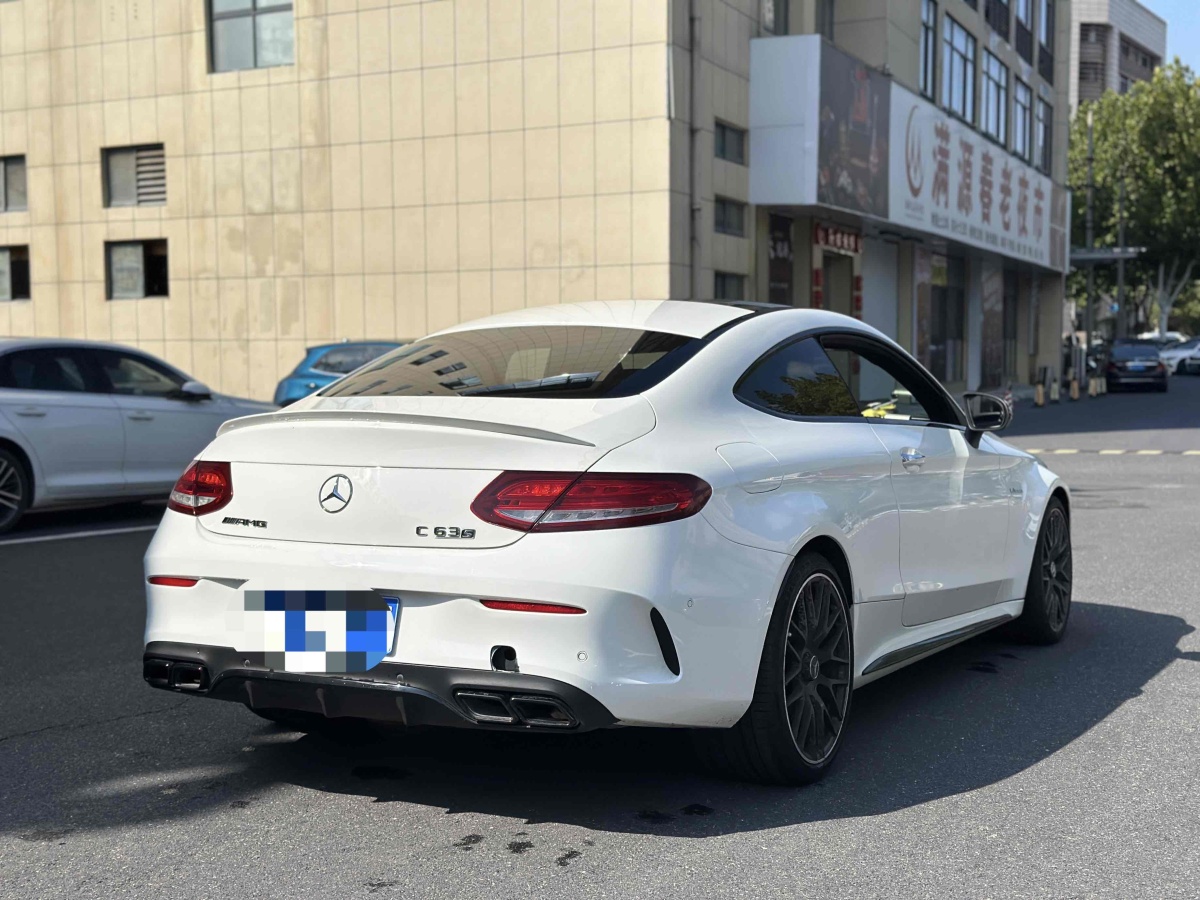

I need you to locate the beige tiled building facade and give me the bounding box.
[0,0,1070,400]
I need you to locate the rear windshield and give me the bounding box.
[318,326,700,399]
[1112,343,1161,360]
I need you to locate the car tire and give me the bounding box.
[693,551,854,785]
[0,447,30,535]
[1011,497,1072,645]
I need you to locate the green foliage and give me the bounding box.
[1070,62,1200,331]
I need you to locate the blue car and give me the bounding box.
[274,341,405,406]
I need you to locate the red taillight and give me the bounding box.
[480,599,585,614]
[471,472,712,532]
[168,461,233,516]
[148,576,200,588]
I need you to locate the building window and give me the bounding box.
[210,1,294,73]
[715,198,747,237]
[1014,0,1034,61]
[1013,79,1032,160]
[0,246,30,301]
[981,51,1008,145]
[1016,0,1033,31]
[103,145,166,208]
[106,240,169,300]
[984,0,1010,42]
[762,0,788,35]
[1035,99,1052,174]
[920,0,938,98]
[715,122,747,165]
[816,0,834,41]
[1119,74,1131,94]
[714,271,746,301]
[942,16,976,123]
[0,156,26,212]
[1038,0,1055,82]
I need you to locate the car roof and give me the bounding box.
[306,340,404,353]
[0,337,169,355]
[428,300,800,340]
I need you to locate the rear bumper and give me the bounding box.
[1107,372,1166,386]
[145,641,617,732]
[144,509,788,728]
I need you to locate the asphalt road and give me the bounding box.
[3,379,1200,898]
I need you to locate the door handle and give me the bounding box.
[127,412,154,422]
[15,407,46,418]
[900,449,926,470]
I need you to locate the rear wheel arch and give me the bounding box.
[0,437,34,506]
[798,534,854,609]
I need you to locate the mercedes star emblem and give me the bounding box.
[319,474,353,514]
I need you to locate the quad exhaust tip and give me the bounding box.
[455,690,577,728]
[144,658,209,692]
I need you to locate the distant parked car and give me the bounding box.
[1159,337,1200,375]
[273,342,404,407]
[0,339,275,534]
[1105,341,1168,392]
[1137,330,1190,347]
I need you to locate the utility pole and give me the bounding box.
[1116,177,1127,339]
[1085,109,1096,389]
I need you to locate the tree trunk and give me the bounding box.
[1158,262,1167,336]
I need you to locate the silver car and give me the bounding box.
[0,339,274,534]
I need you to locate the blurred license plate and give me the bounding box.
[241,590,400,673]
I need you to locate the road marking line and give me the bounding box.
[1136,450,1164,456]
[1098,449,1126,455]
[1025,449,1045,453]
[1185,451,1200,456]
[1052,449,1080,454]
[0,524,159,547]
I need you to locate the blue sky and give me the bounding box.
[1142,0,1200,72]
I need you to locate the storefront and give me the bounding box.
[747,35,1068,391]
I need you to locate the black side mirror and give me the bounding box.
[963,392,1012,436]
[176,380,213,402]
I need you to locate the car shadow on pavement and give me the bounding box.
[1,601,1194,842]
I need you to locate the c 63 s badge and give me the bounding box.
[416,526,476,539]
[223,517,268,528]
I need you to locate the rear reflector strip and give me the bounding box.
[148,576,200,588]
[480,599,585,615]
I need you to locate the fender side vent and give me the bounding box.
[650,608,680,676]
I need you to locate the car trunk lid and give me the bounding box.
[195,396,656,548]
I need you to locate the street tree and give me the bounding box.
[1070,61,1200,336]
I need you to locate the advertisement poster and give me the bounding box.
[817,43,890,218]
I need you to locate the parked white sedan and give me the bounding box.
[1160,338,1200,375]
[143,301,1071,785]
[0,339,274,533]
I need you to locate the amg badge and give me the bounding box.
[222,517,268,528]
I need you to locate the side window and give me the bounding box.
[0,349,93,393]
[820,336,962,424]
[96,351,185,397]
[735,338,861,418]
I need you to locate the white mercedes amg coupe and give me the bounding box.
[143,301,1072,785]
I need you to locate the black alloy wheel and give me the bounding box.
[693,551,854,785]
[783,573,853,766]
[1012,497,1073,644]
[0,449,29,535]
